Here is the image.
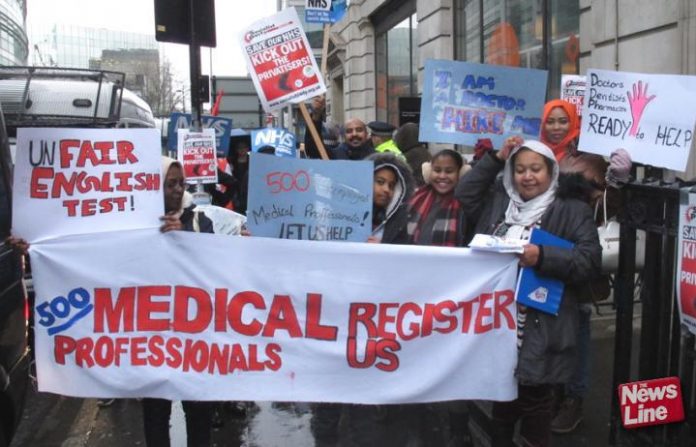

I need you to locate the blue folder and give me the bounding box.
[515,228,574,315]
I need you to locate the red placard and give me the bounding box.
[177,129,218,184]
[618,377,684,429]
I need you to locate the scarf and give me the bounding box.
[406,186,463,246]
[541,99,580,162]
[502,140,559,226]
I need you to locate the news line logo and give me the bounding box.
[618,376,685,429]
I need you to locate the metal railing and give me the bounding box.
[610,180,696,446]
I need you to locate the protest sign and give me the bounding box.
[195,204,247,236]
[578,69,696,171]
[251,127,297,158]
[12,128,163,243]
[246,153,372,242]
[676,187,696,335]
[177,129,218,184]
[561,74,586,117]
[30,229,519,403]
[167,113,233,157]
[240,8,326,112]
[420,60,548,148]
[305,0,347,24]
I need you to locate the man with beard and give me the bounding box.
[329,118,375,160]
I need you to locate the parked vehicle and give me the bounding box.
[0,101,30,447]
[0,66,155,130]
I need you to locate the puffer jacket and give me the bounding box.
[455,152,601,385]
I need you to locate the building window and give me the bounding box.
[454,0,579,99]
[375,12,418,126]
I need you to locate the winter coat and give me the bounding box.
[181,204,214,234]
[368,152,415,244]
[455,152,601,385]
[330,141,375,160]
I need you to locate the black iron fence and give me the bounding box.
[610,181,696,446]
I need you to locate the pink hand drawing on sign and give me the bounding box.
[627,81,656,137]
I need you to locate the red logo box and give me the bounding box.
[618,377,685,429]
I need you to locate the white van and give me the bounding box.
[0,66,155,130]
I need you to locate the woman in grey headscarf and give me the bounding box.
[455,136,601,446]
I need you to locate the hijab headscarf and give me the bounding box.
[502,140,559,226]
[541,99,580,162]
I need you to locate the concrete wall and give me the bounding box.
[332,0,453,123]
[579,0,696,177]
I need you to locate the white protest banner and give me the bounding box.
[561,74,586,117]
[177,128,218,184]
[30,230,519,403]
[578,69,696,171]
[240,8,326,112]
[676,187,696,335]
[12,128,163,243]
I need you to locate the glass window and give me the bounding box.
[375,14,418,126]
[454,0,579,99]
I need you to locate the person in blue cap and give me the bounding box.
[367,121,403,156]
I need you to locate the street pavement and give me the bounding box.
[10,311,631,447]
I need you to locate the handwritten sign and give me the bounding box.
[177,129,218,184]
[305,0,347,24]
[31,229,519,403]
[561,74,586,117]
[578,69,696,171]
[240,8,326,112]
[12,128,163,243]
[246,153,372,242]
[419,59,548,147]
[251,127,297,158]
[677,188,696,335]
[167,113,232,157]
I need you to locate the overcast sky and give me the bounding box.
[26,0,279,82]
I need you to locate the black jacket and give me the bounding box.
[330,141,375,160]
[456,152,601,385]
[180,205,214,234]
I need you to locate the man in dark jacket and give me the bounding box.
[329,118,375,160]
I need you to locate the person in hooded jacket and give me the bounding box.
[456,136,601,447]
[311,153,414,446]
[393,122,431,187]
[368,152,414,244]
[142,156,214,447]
